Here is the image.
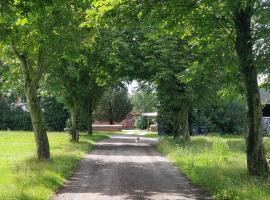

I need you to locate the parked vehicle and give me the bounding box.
[262,117,270,136]
[190,125,208,135]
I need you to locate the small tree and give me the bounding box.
[132,89,158,113]
[95,86,133,124]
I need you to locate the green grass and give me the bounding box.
[157,135,270,200]
[94,131,124,135]
[144,132,159,138]
[0,131,109,200]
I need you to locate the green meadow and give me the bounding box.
[0,131,109,200]
[157,135,270,200]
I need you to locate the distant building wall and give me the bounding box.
[150,125,157,132]
[121,113,135,130]
[92,125,122,132]
[93,112,135,131]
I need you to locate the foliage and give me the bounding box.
[0,95,32,131]
[157,135,270,200]
[132,89,158,114]
[0,95,70,132]
[41,97,69,132]
[134,116,148,130]
[132,88,158,130]
[95,86,133,124]
[191,96,246,134]
[0,131,109,200]
[90,0,270,175]
[0,0,92,159]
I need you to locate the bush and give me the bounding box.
[191,98,246,134]
[0,96,69,131]
[0,96,32,130]
[41,97,69,131]
[134,116,148,130]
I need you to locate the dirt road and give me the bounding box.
[52,134,211,200]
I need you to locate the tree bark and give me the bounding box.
[234,3,269,177]
[25,84,50,160]
[173,105,190,142]
[87,103,93,135]
[70,98,79,142]
[109,102,114,125]
[12,44,50,160]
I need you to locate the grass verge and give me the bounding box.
[0,131,109,200]
[144,132,159,138]
[157,134,270,200]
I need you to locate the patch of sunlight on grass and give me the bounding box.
[144,132,159,138]
[157,135,270,200]
[0,131,109,200]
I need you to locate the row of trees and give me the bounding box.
[1,0,269,176]
[132,86,246,134]
[85,0,270,176]
[0,1,124,159]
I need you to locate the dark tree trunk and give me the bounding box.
[109,102,114,125]
[234,3,269,177]
[87,103,93,135]
[173,105,190,141]
[70,98,79,142]
[109,118,113,125]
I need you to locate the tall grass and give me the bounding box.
[157,135,270,200]
[0,131,109,200]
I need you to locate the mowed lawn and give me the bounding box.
[0,131,109,200]
[157,134,270,200]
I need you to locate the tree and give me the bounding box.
[233,0,269,176]
[95,86,133,124]
[41,0,99,142]
[175,0,269,177]
[161,0,269,176]
[0,0,97,158]
[132,87,158,114]
[46,57,87,142]
[191,95,246,134]
[85,0,270,176]
[0,1,62,160]
[41,97,69,132]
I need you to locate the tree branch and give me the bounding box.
[31,47,46,87]
[10,41,29,71]
[213,15,236,44]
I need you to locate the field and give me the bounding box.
[157,134,270,200]
[2,131,270,200]
[0,131,109,200]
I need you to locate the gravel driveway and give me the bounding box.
[51,134,211,200]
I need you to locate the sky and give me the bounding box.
[128,80,138,95]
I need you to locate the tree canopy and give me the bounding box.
[1,0,270,177]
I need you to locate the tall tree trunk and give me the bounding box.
[234,3,269,177]
[173,109,181,138]
[25,84,50,160]
[109,102,114,125]
[181,106,190,141]
[87,102,93,135]
[70,98,79,142]
[173,105,190,141]
[109,118,113,125]
[12,45,50,161]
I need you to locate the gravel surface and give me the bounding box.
[51,134,211,200]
